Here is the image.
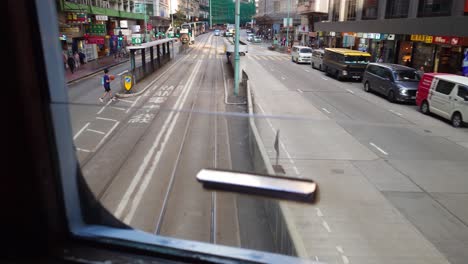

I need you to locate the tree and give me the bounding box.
[173,8,187,28]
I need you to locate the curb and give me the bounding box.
[66,59,129,84]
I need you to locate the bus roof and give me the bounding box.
[325,48,371,56]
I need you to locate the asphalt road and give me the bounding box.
[242,31,468,264]
[68,33,277,253]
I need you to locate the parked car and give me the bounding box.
[291,46,312,64]
[247,33,255,42]
[214,29,220,36]
[363,63,420,103]
[416,73,468,127]
[253,36,262,43]
[311,49,325,70]
[323,48,371,81]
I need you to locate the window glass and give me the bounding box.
[394,70,420,81]
[362,0,379,19]
[435,79,455,95]
[457,85,468,98]
[385,0,410,18]
[418,0,452,17]
[344,55,370,64]
[300,48,312,53]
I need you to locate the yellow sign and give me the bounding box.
[411,34,433,43]
[124,75,133,91]
[424,35,433,43]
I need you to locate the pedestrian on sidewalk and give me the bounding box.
[99,68,116,103]
[74,51,80,69]
[67,55,76,74]
[226,51,231,64]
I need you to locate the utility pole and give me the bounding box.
[285,0,290,48]
[233,0,240,96]
[209,0,212,29]
[144,0,148,42]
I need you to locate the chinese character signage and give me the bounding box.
[433,36,459,45]
[85,24,107,35]
[67,12,88,24]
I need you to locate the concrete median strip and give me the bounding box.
[246,74,309,258]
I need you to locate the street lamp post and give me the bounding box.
[234,0,240,96]
[285,0,290,48]
[209,0,212,29]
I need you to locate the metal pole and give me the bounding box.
[234,0,240,96]
[209,0,212,29]
[144,1,147,42]
[285,0,290,48]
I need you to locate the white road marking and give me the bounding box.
[117,70,128,76]
[322,220,332,232]
[92,121,120,152]
[389,109,403,116]
[96,117,118,122]
[76,148,92,153]
[297,89,303,93]
[111,106,126,111]
[336,246,344,254]
[118,61,202,221]
[316,208,324,217]
[281,76,286,80]
[370,142,388,155]
[322,108,331,114]
[125,96,141,113]
[86,129,105,135]
[73,122,90,140]
[322,77,328,80]
[304,69,310,72]
[346,89,355,94]
[118,99,134,103]
[96,99,113,115]
[314,256,319,261]
[342,256,350,264]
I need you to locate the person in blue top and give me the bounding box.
[99,68,116,102]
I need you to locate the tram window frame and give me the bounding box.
[4,1,312,263]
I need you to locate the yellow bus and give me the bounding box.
[322,48,371,81]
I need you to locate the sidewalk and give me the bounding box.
[66,55,128,83]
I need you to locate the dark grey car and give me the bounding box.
[362,63,420,103]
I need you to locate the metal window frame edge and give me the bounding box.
[36,0,319,263]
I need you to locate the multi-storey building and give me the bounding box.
[255,0,301,42]
[58,0,150,60]
[314,0,468,74]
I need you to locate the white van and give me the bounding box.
[311,49,325,71]
[417,74,468,127]
[291,46,312,64]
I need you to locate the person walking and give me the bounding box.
[99,69,116,103]
[67,55,76,74]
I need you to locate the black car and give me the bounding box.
[362,63,420,103]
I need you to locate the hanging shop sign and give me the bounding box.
[387,34,395,40]
[67,12,88,24]
[410,34,433,43]
[85,36,105,45]
[95,15,108,21]
[433,36,460,45]
[86,24,107,35]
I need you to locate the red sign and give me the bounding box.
[146,24,153,31]
[433,36,460,45]
[86,36,105,45]
[465,0,468,12]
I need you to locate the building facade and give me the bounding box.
[315,0,468,75]
[58,0,150,61]
[255,0,301,44]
